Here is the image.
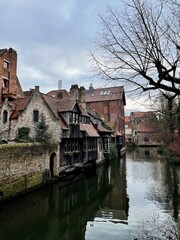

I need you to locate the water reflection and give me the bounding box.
[0,147,179,240]
[126,147,180,239]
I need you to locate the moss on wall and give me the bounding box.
[0,143,57,202]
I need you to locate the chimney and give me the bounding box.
[58,80,62,90]
[35,86,39,91]
[70,84,79,101]
[79,86,86,110]
[89,83,94,93]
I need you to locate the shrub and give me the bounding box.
[18,127,30,143]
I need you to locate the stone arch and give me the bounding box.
[49,152,57,178]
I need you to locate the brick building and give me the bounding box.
[0,48,24,106]
[125,111,161,146]
[85,85,126,145]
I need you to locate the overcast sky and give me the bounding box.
[0,0,151,113]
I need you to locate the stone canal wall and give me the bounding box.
[0,143,58,202]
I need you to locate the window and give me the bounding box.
[3,78,9,88]
[3,110,8,124]
[3,60,9,69]
[81,116,90,124]
[33,110,39,122]
[65,139,80,153]
[70,112,79,124]
[103,138,109,151]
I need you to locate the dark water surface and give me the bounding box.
[0,147,180,240]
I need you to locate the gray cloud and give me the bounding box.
[0,0,121,93]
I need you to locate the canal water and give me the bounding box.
[0,147,180,240]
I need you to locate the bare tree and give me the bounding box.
[91,0,180,97]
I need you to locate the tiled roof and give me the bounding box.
[86,86,124,102]
[137,122,156,133]
[0,48,7,55]
[57,99,76,112]
[9,97,31,119]
[47,89,70,99]
[130,111,154,119]
[60,117,68,130]
[24,90,34,97]
[42,93,61,119]
[80,123,99,137]
[80,105,89,117]
[43,94,82,117]
[97,124,112,133]
[87,108,101,120]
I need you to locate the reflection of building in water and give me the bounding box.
[103,157,128,216]
[0,159,128,240]
[56,163,112,240]
[0,163,111,240]
[95,208,127,224]
[88,157,129,228]
[129,147,163,160]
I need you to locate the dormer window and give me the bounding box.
[81,116,90,124]
[33,110,39,122]
[69,112,79,124]
[3,60,9,69]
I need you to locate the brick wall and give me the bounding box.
[87,99,125,133]
[0,48,24,102]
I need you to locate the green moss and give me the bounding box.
[0,176,25,199]
[0,143,56,202]
[109,143,118,159]
[26,172,43,189]
[0,171,48,202]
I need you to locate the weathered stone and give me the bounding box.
[0,143,58,202]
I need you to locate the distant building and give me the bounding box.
[125,111,161,146]
[0,48,24,105]
[85,84,126,147]
[125,116,132,143]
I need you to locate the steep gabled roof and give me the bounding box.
[42,93,61,119]
[57,99,77,112]
[0,48,7,55]
[9,97,31,119]
[86,86,125,104]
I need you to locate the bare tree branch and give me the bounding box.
[91,0,180,97]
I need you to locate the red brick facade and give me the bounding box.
[0,48,24,104]
[85,86,126,137]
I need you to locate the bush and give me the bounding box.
[18,127,30,143]
[160,145,180,164]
